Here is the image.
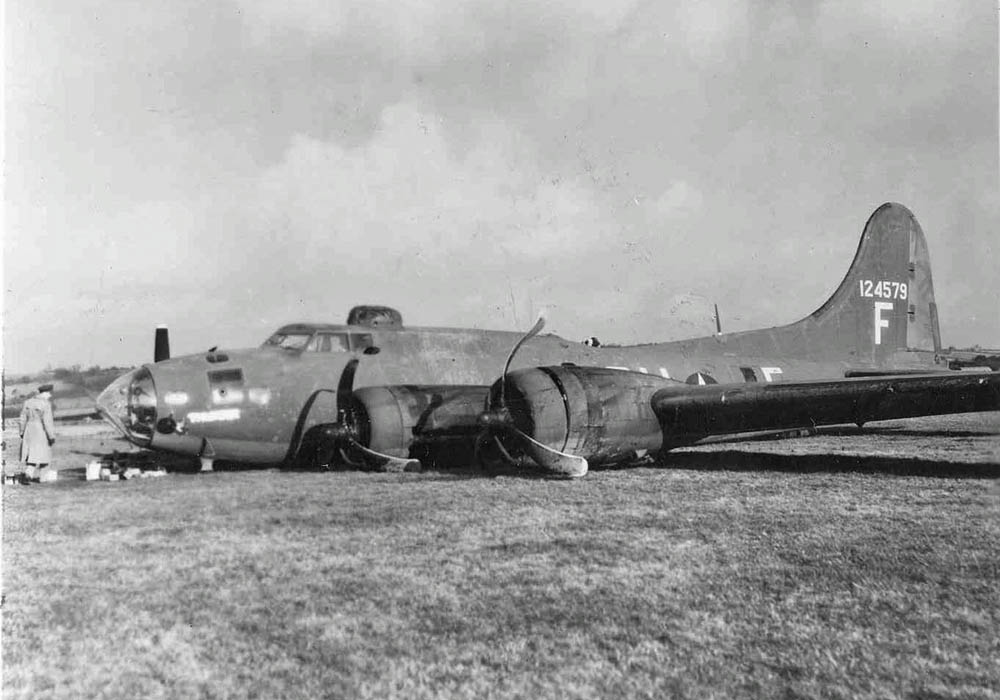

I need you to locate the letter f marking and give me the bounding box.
[874,301,893,345]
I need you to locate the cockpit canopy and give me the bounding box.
[263,332,313,351]
[262,306,401,353]
[262,325,375,353]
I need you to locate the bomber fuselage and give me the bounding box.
[97,320,947,465]
[94,204,988,473]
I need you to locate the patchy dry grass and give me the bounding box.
[2,414,999,699]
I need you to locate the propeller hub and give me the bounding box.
[322,423,355,442]
[478,408,514,429]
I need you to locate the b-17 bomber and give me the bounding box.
[97,203,1000,478]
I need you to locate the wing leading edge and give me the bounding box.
[652,372,1000,445]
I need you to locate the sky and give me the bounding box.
[3,0,998,374]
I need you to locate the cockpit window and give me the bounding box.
[350,333,374,351]
[263,333,313,350]
[306,333,350,353]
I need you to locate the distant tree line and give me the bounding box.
[6,365,134,391]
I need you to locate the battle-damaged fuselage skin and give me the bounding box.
[97,203,991,468]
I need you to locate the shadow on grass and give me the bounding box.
[279,460,538,482]
[653,450,1000,479]
[144,450,1000,482]
[53,439,1000,482]
[700,425,999,445]
[52,449,199,479]
[68,448,142,459]
[816,426,997,439]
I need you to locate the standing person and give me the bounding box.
[19,384,56,483]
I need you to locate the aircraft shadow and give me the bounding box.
[69,449,135,459]
[817,427,996,439]
[280,459,541,481]
[650,450,1000,479]
[64,448,198,472]
[703,425,999,443]
[58,446,999,481]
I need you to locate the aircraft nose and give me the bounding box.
[96,367,158,445]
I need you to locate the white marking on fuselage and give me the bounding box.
[187,408,241,424]
[163,391,189,406]
[874,301,893,345]
[212,388,244,405]
[659,367,670,378]
[638,367,648,374]
[248,388,272,405]
[761,367,783,382]
[606,366,630,372]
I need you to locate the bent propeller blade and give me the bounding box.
[346,441,421,473]
[336,358,360,420]
[501,313,546,407]
[329,357,421,472]
[510,426,588,479]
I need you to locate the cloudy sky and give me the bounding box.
[4,0,998,373]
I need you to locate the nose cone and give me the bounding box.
[96,367,157,445]
[96,370,134,436]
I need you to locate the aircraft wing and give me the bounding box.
[478,365,1000,477]
[652,372,1000,443]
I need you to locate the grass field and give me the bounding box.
[3,414,999,699]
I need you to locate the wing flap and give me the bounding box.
[652,372,1000,442]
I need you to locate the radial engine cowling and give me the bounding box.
[492,366,677,467]
[350,384,491,466]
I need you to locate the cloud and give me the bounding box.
[240,101,616,271]
[235,0,640,60]
[818,0,968,43]
[653,181,704,218]
[197,99,725,343]
[673,0,749,61]
[3,0,996,372]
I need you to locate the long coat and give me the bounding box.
[19,395,55,465]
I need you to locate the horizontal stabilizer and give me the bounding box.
[842,369,958,378]
[653,373,1000,442]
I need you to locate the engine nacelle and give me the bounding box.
[351,384,490,466]
[493,365,678,467]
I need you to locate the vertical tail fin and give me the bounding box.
[797,202,940,364]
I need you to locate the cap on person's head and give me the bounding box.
[38,384,54,393]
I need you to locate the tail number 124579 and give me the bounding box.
[859,280,907,300]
